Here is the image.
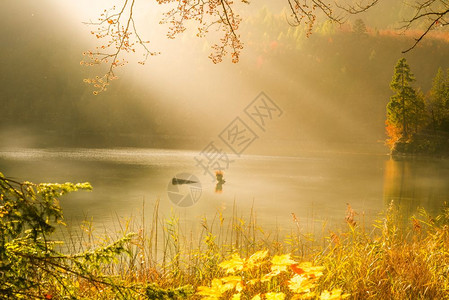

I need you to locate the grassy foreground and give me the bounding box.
[1,174,449,299]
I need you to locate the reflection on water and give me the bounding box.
[383,157,449,222]
[0,148,448,235]
[215,171,226,194]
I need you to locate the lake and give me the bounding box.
[1,148,448,236]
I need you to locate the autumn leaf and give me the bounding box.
[261,270,281,282]
[196,286,221,299]
[290,263,305,275]
[219,254,245,273]
[247,250,268,266]
[197,278,235,298]
[265,292,286,300]
[292,292,316,299]
[221,276,243,292]
[385,119,402,147]
[248,278,260,285]
[221,276,242,284]
[288,274,316,294]
[271,254,297,266]
[271,254,297,272]
[232,293,241,300]
[198,252,333,300]
[297,262,324,279]
[319,289,350,299]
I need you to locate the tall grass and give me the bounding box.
[56,199,449,299]
[317,202,449,299]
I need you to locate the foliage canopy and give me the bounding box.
[81,0,449,93]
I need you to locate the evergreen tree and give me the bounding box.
[444,68,449,129]
[386,58,423,139]
[411,89,427,133]
[446,69,449,108]
[353,19,367,37]
[427,67,448,131]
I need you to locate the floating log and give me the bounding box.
[172,177,198,185]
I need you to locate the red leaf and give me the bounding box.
[290,264,305,275]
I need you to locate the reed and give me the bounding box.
[57,199,449,299]
[2,173,448,299]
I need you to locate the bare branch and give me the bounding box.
[401,2,449,53]
[80,0,449,93]
[157,0,245,64]
[337,0,379,14]
[81,0,158,95]
[336,0,449,53]
[286,0,343,36]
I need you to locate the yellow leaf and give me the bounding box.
[197,286,221,298]
[251,294,262,300]
[261,270,281,282]
[298,262,325,278]
[221,283,236,294]
[247,250,268,265]
[265,292,286,300]
[248,278,260,285]
[271,264,289,273]
[221,276,243,292]
[271,254,297,265]
[236,281,244,293]
[221,276,242,284]
[197,278,235,298]
[232,293,241,300]
[288,274,316,294]
[219,254,245,273]
[292,292,316,299]
[319,289,350,300]
[319,290,332,300]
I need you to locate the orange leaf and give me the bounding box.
[290,264,305,275]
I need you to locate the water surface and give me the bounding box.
[1,148,448,235]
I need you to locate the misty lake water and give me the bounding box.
[1,148,448,236]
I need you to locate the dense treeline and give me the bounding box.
[386,59,449,156]
[241,13,449,152]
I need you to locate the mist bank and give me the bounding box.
[1,2,448,156]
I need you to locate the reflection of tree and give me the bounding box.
[383,158,418,228]
[383,158,407,204]
[215,171,226,193]
[383,158,449,222]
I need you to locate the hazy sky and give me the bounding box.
[1,0,448,154]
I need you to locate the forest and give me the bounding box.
[386,58,449,156]
[2,6,449,154]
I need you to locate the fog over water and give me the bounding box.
[1,148,448,237]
